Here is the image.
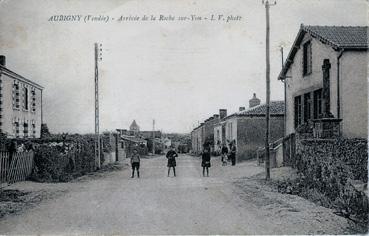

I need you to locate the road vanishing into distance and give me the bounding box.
[0,154,352,234]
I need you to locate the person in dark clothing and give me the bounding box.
[230,140,237,166]
[130,149,140,178]
[221,143,228,166]
[201,148,211,177]
[166,146,178,177]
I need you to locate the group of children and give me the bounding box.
[130,142,237,178]
[130,146,178,178]
[220,141,237,166]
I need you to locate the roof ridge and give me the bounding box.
[0,64,44,89]
[304,25,368,28]
[302,25,339,48]
[237,100,284,115]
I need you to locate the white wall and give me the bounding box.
[340,51,368,138]
[213,125,222,151]
[285,33,368,138]
[1,73,42,138]
[224,117,237,145]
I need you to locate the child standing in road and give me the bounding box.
[130,149,140,178]
[166,146,178,177]
[201,148,211,177]
[221,143,228,166]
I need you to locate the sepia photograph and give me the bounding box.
[0,0,368,234]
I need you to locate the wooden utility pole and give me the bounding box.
[152,119,155,155]
[94,43,102,169]
[262,0,276,180]
[281,47,287,137]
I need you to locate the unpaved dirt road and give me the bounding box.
[0,154,354,234]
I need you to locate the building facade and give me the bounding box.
[223,101,285,162]
[0,56,43,138]
[191,123,204,155]
[191,109,227,155]
[279,25,368,138]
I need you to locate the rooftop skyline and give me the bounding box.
[0,0,367,133]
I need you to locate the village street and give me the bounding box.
[0,155,354,235]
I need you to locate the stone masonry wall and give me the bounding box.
[294,137,368,220]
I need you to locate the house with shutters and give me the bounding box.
[278,25,368,139]
[0,56,44,138]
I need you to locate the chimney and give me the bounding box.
[239,107,245,112]
[0,55,5,67]
[219,109,227,119]
[249,93,261,108]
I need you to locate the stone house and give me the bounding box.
[278,25,368,138]
[191,123,204,154]
[191,109,227,154]
[223,101,285,162]
[0,56,44,138]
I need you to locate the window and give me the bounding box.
[294,96,302,128]
[13,83,20,109]
[313,89,323,119]
[23,123,28,137]
[303,41,312,76]
[32,123,36,138]
[304,93,312,122]
[15,122,19,137]
[31,90,36,112]
[24,87,29,110]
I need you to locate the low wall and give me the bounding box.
[256,141,283,168]
[295,137,368,220]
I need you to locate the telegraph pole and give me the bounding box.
[95,43,102,169]
[152,119,155,155]
[281,47,287,137]
[262,0,276,180]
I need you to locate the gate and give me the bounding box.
[282,133,296,167]
[0,151,34,187]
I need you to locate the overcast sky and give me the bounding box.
[0,0,367,134]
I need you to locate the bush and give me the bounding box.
[30,134,97,182]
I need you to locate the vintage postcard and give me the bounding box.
[0,0,368,235]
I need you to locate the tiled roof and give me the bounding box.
[303,25,368,49]
[278,25,369,80]
[226,101,284,119]
[121,135,146,143]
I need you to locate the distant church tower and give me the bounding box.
[249,93,261,108]
[129,120,140,135]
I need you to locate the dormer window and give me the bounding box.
[303,41,312,76]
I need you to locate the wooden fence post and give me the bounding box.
[115,134,119,162]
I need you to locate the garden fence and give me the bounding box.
[0,151,34,188]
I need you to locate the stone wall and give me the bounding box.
[294,137,368,220]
